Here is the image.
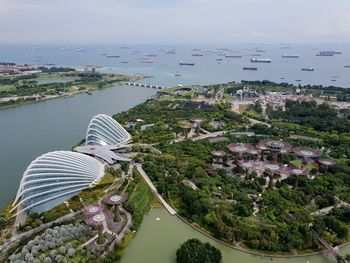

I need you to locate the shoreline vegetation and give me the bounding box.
[0,66,146,110]
[1,79,350,262]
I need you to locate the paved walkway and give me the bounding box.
[191,131,226,141]
[136,164,176,216]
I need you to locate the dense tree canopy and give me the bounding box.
[176,239,222,263]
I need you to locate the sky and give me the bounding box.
[0,0,350,44]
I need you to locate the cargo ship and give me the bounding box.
[225,55,242,58]
[316,51,342,56]
[179,61,195,66]
[251,58,271,63]
[243,67,258,71]
[301,68,314,71]
[282,55,299,58]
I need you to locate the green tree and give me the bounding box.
[176,239,222,263]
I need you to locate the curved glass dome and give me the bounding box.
[86,114,131,146]
[11,151,104,215]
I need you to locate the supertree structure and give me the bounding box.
[258,140,292,163]
[103,194,123,222]
[227,143,257,160]
[293,147,321,164]
[211,150,226,164]
[318,159,336,172]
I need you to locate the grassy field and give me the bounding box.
[128,179,154,215]
[0,85,16,92]
[125,170,155,230]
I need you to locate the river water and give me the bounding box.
[122,208,347,263]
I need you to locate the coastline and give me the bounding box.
[0,74,145,111]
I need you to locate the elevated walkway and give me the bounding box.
[135,164,176,216]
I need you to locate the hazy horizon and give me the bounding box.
[1,0,350,44]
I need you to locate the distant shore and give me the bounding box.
[0,73,145,111]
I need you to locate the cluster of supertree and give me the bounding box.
[84,205,113,245]
[221,140,336,182]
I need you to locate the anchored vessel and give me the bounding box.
[302,68,314,71]
[179,61,195,66]
[225,55,242,58]
[282,55,299,58]
[251,58,272,63]
[243,67,258,71]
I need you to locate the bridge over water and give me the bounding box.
[124,82,166,90]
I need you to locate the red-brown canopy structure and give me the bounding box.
[85,205,101,216]
[103,194,123,205]
[227,143,257,160]
[211,150,226,158]
[293,147,321,163]
[258,140,292,162]
[318,159,336,166]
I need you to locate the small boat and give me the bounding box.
[179,61,195,66]
[280,77,285,80]
[215,58,223,61]
[121,61,128,64]
[295,79,302,82]
[302,68,314,71]
[192,54,203,57]
[99,53,107,56]
[85,91,93,95]
[344,65,350,68]
[106,55,120,58]
[145,54,157,57]
[243,67,258,71]
[175,71,181,77]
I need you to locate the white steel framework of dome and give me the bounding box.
[86,114,131,146]
[11,151,104,215]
